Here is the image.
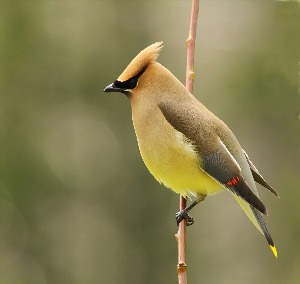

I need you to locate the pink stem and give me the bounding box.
[176,1,199,284]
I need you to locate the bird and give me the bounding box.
[103,42,278,257]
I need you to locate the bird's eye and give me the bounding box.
[128,78,138,89]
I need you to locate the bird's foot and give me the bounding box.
[176,211,194,226]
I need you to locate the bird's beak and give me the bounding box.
[103,83,124,93]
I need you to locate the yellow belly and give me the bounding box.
[136,125,223,198]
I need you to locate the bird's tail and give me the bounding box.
[232,194,277,258]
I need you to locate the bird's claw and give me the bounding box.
[176,211,194,226]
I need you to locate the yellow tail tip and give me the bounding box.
[270,245,278,258]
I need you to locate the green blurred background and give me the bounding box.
[1,1,299,283]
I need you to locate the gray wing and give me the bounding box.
[159,100,267,215]
[243,149,279,197]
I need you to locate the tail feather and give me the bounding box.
[250,206,274,246]
[232,194,277,258]
[250,206,278,258]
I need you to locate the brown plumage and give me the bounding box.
[104,42,278,257]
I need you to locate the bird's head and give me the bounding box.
[103,42,163,97]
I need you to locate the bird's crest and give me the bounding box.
[118,42,163,82]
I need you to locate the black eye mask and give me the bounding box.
[114,66,147,91]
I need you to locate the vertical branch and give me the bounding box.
[176,196,188,284]
[176,1,199,284]
[186,0,199,93]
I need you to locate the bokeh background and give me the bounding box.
[1,1,299,283]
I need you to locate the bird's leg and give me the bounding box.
[176,194,206,226]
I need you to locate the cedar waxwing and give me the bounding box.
[103,42,278,257]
